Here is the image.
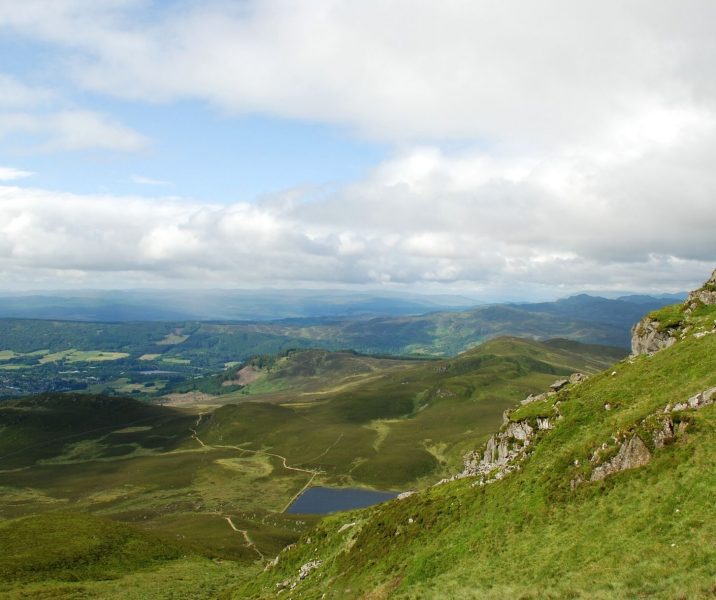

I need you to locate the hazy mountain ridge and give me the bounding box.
[0,290,478,322]
[0,290,683,322]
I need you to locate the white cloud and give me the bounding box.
[0,109,149,152]
[0,167,34,181]
[2,1,716,148]
[0,2,714,294]
[39,110,149,152]
[0,74,56,108]
[0,108,714,295]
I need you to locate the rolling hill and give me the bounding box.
[0,336,626,598]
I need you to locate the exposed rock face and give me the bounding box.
[277,560,323,591]
[590,435,651,481]
[437,417,542,486]
[536,417,553,430]
[686,267,716,307]
[652,417,676,449]
[631,267,716,355]
[631,317,677,355]
[298,560,322,580]
[580,386,715,487]
[521,391,555,405]
[521,373,587,406]
[504,420,534,441]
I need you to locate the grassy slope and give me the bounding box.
[0,513,251,599]
[0,340,623,598]
[0,394,194,469]
[196,338,625,488]
[0,393,316,576]
[241,305,716,599]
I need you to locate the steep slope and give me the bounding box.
[241,276,716,599]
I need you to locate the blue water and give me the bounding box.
[286,486,399,514]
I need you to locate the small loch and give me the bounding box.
[286,486,399,514]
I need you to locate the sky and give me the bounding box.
[0,0,715,300]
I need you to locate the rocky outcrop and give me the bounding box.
[569,372,588,384]
[437,417,543,487]
[550,379,569,392]
[580,386,715,486]
[590,435,651,481]
[536,417,553,430]
[276,560,323,591]
[667,386,716,413]
[521,373,587,405]
[632,267,716,355]
[686,267,716,308]
[521,391,555,405]
[631,317,677,355]
[652,417,679,449]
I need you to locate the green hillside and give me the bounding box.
[194,338,624,488]
[0,513,250,599]
[239,293,716,598]
[0,338,624,598]
[0,394,194,469]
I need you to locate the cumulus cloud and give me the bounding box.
[2,1,716,147]
[0,107,714,295]
[0,2,714,294]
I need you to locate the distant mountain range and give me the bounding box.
[0,289,685,323]
[0,289,478,322]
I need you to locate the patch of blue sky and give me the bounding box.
[0,94,388,203]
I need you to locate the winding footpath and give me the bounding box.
[189,412,328,518]
[224,516,264,560]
